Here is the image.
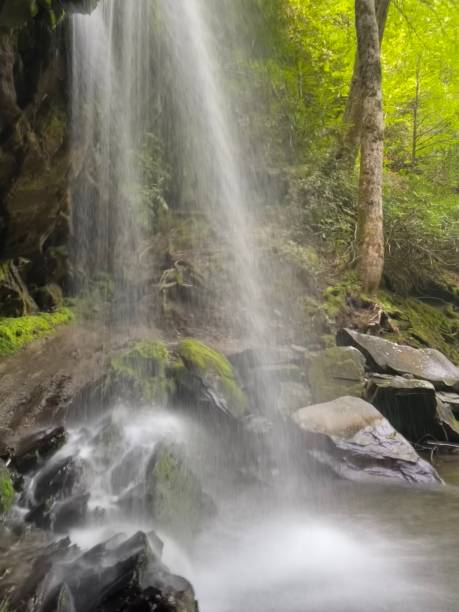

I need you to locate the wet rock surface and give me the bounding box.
[0,530,198,612]
[338,328,459,389]
[11,426,67,474]
[292,396,442,485]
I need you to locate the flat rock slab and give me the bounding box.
[338,328,459,389]
[292,396,441,485]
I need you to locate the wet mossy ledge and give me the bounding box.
[0,307,73,357]
[110,338,248,416]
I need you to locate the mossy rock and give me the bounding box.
[0,307,73,356]
[176,339,248,418]
[378,292,459,364]
[148,442,213,542]
[0,462,14,517]
[308,346,366,404]
[110,341,175,404]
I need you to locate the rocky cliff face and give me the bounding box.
[0,0,97,315]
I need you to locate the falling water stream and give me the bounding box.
[61,1,459,611]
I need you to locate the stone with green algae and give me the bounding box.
[176,338,248,418]
[110,341,175,404]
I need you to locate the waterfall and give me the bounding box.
[157,0,269,345]
[70,0,155,322]
[43,2,451,612]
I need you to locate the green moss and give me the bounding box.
[0,307,73,357]
[110,341,175,403]
[177,339,247,416]
[378,292,459,363]
[149,443,209,540]
[0,464,14,516]
[322,273,361,321]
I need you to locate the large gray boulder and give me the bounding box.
[292,396,441,485]
[338,328,459,389]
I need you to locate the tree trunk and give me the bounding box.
[334,0,390,168]
[356,0,385,294]
[411,61,421,167]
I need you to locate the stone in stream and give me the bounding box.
[337,328,459,389]
[308,346,366,403]
[3,531,198,612]
[292,396,442,485]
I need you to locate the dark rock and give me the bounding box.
[308,346,366,403]
[292,396,442,485]
[32,456,81,506]
[12,426,67,474]
[34,283,64,311]
[337,328,459,389]
[366,374,443,443]
[39,531,198,612]
[52,493,89,533]
[4,535,73,611]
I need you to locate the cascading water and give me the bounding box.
[37,1,457,611]
[70,0,156,322]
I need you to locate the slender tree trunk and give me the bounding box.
[334,0,390,168]
[411,62,421,167]
[356,0,385,293]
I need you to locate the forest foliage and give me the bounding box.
[215,0,459,292]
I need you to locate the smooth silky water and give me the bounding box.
[66,1,459,611]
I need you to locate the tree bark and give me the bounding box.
[355,0,385,293]
[334,0,390,168]
[411,61,421,167]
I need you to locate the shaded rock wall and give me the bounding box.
[0,1,97,314]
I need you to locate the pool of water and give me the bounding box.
[164,461,459,612]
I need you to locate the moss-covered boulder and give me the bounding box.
[0,461,14,517]
[308,346,366,403]
[176,339,248,419]
[110,341,174,404]
[147,442,214,542]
